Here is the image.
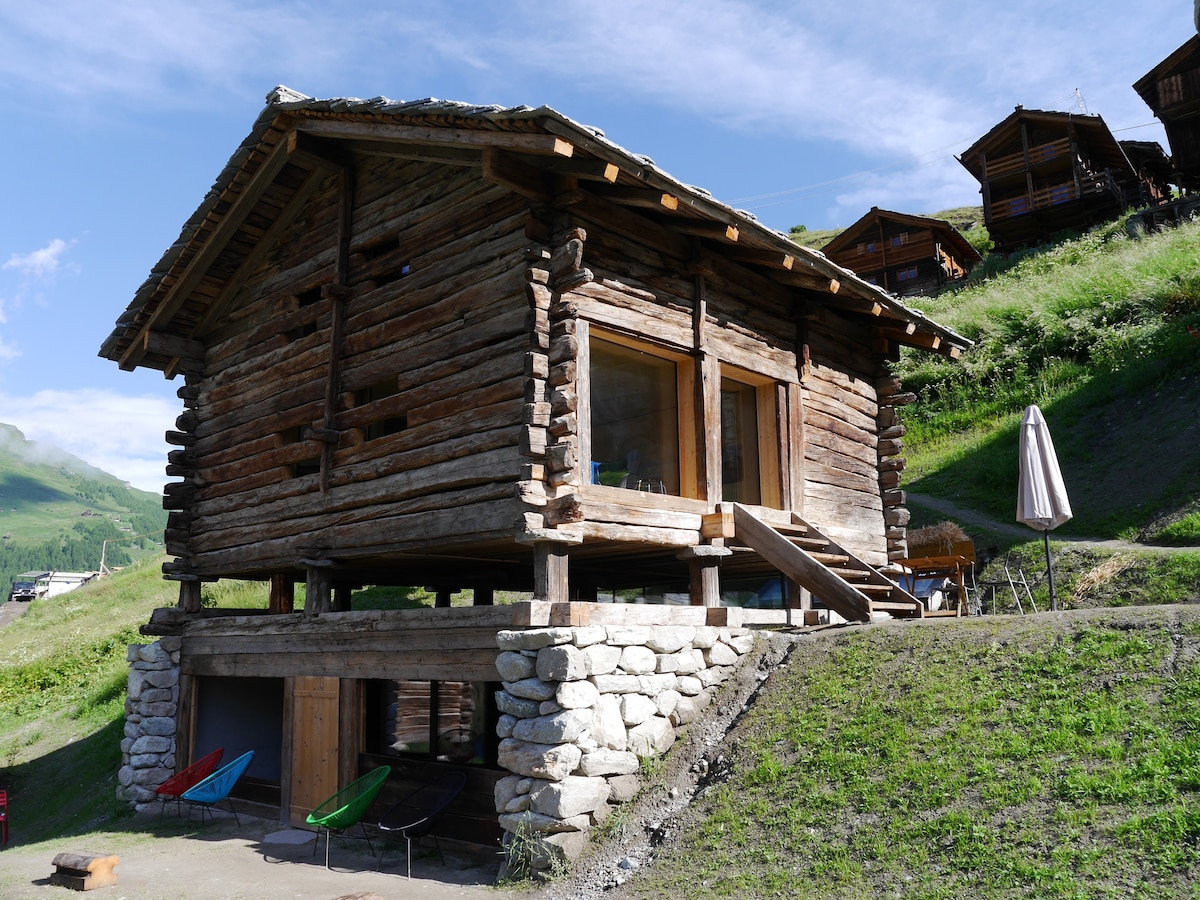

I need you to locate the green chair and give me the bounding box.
[305,765,391,869]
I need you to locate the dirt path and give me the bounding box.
[0,598,30,629]
[907,492,1196,554]
[0,810,519,900]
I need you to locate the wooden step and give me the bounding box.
[791,537,831,551]
[808,551,850,566]
[775,522,809,537]
[869,598,924,610]
[829,567,873,581]
[854,583,899,596]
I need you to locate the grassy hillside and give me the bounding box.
[894,215,1200,544]
[0,557,272,843]
[608,607,1200,899]
[0,424,166,594]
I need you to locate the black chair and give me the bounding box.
[376,771,468,878]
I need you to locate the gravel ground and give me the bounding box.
[0,808,515,900]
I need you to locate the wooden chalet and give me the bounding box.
[819,207,982,297]
[100,87,970,841]
[1134,34,1200,193]
[957,107,1162,252]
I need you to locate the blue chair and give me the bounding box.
[181,750,255,825]
[155,747,224,819]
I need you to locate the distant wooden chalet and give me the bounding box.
[820,208,982,297]
[958,107,1167,252]
[1135,34,1200,193]
[100,88,969,839]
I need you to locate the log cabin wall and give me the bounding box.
[800,312,889,567]
[169,155,533,582]
[546,209,889,567]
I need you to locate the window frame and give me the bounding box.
[580,325,698,501]
[718,363,782,509]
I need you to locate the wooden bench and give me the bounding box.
[49,852,119,891]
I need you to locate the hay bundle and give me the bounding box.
[907,521,970,557]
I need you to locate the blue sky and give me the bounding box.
[0,0,1188,492]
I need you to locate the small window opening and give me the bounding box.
[290,458,321,479]
[297,287,323,307]
[357,379,408,441]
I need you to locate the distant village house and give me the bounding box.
[958,107,1170,253]
[820,208,982,297]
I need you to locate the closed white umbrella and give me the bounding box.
[1017,404,1072,610]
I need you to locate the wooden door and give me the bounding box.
[288,675,340,826]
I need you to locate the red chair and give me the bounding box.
[0,789,9,847]
[155,748,223,818]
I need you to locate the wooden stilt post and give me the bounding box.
[533,542,570,603]
[678,545,732,607]
[178,579,202,614]
[269,574,294,614]
[304,564,332,616]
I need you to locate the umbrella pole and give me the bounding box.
[1043,530,1057,612]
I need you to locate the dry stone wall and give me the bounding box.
[117,638,180,809]
[493,622,753,873]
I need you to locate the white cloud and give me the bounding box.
[0,388,175,493]
[4,238,71,280]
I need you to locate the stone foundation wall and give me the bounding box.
[117,638,181,810]
[493,622,753,873]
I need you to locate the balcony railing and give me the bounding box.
[983,138,1074,179]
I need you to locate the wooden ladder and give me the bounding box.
[730,503,924,623]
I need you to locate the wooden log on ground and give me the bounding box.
[49,852,120,891]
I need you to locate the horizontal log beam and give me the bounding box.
[296,119,576,157]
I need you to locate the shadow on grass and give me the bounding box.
[908,362,1200,540]
[0,716,129,847]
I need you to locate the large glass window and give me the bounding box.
[589,339,680,495]
[365,680,492,765]
[720,377,761,504]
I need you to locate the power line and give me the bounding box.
[730,135,976,207]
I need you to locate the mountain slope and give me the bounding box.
[0,424,166,593]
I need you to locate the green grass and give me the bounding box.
[896,216,1200,542]
[622,609,1200,899]
[0,558,178,842]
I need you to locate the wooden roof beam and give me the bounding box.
[774,269,842,295]
[670,220,739,242]
[286,131,355,169]
[482,146,555,202]
[876,325,958,355]
[295,118,576,157]
[346,140,482,167]
[599,186,680,211]
[557,188,692,259]
[541,157,620,184]
[118,133,305,371]
[722,247,797,272]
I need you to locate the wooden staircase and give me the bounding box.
[730,503,924,623]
